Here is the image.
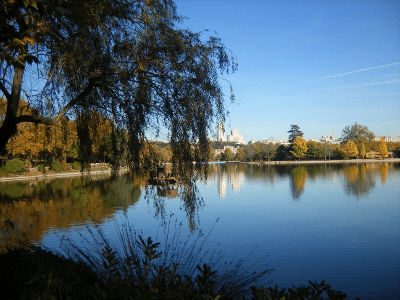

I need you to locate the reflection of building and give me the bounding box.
[217,172,227,198]
[215,166,244,198]
[230,171,244,192]
[227,128,245,144]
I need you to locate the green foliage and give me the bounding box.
[37,164,46,173]
[71,161,81,170]
[232,142,279,161]
[220,148,235,161]
[341,123,375,144]
[288,124,304,143]
[1,159,26,174]
[307,141,324,160]
[235,147,246,161]
[50,160,67,172]
[275,144,289,160]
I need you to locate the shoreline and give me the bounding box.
[236,158,400,165]
[1,159,399,183]
[0,169,114,183]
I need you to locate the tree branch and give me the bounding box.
[57,77,99,119]
[0,81,11,101]
[16,115,55,125]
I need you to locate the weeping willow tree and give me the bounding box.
[1,0,235,228]
[0,0,236,176]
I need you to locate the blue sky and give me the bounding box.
[175,0,400,141]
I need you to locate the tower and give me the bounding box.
[217,122,225,142]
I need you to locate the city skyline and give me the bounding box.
[175,0,400,141]
[213,121,400,145]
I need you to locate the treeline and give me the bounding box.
[215,140,400,162]
[214,124,400,162]
[0,100,172,174]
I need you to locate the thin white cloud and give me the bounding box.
[309,61,400,82]
[316,79,400,91]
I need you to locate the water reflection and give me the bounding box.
[0,162,398,249]
[208,162,396,199]
[289,166,308,199]
[0,176,142,250]
[379,163,389,184]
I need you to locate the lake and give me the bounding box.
[1,162,399,299]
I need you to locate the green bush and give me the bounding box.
[50,160,64,172]
[37,164,46,173]
[2,159,26,175]
[71,161,81,170]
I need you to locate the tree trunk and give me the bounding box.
[0,63,25,154]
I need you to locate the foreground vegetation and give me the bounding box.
[0,246,348,299]
[0,219,348,300]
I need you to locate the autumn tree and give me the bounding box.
[360,143,366,159]
[379,138,388,159]
[1,99,77,161]
[341,140,359,159]
[288,124,304,143]
[0,0,236,178]
[290,136,308,160]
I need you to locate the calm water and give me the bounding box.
[1,162,399,299]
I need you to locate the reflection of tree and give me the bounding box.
[289,166,308,199]
[343,164,375,197]
[0,176,141,251]
[145,178,204,232]
[379,163,389,184]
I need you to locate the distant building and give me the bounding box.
[214,145,239,156]
[216,122,225,142]
[375,136,400,143]
[227,128,245,144]
[250,138,289,145]
[366,151,393,159]
[320,135,338,143]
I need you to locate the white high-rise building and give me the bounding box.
[227,128,245,144]
[216,122,225,142]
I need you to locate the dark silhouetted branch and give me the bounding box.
[16,115,55,125]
